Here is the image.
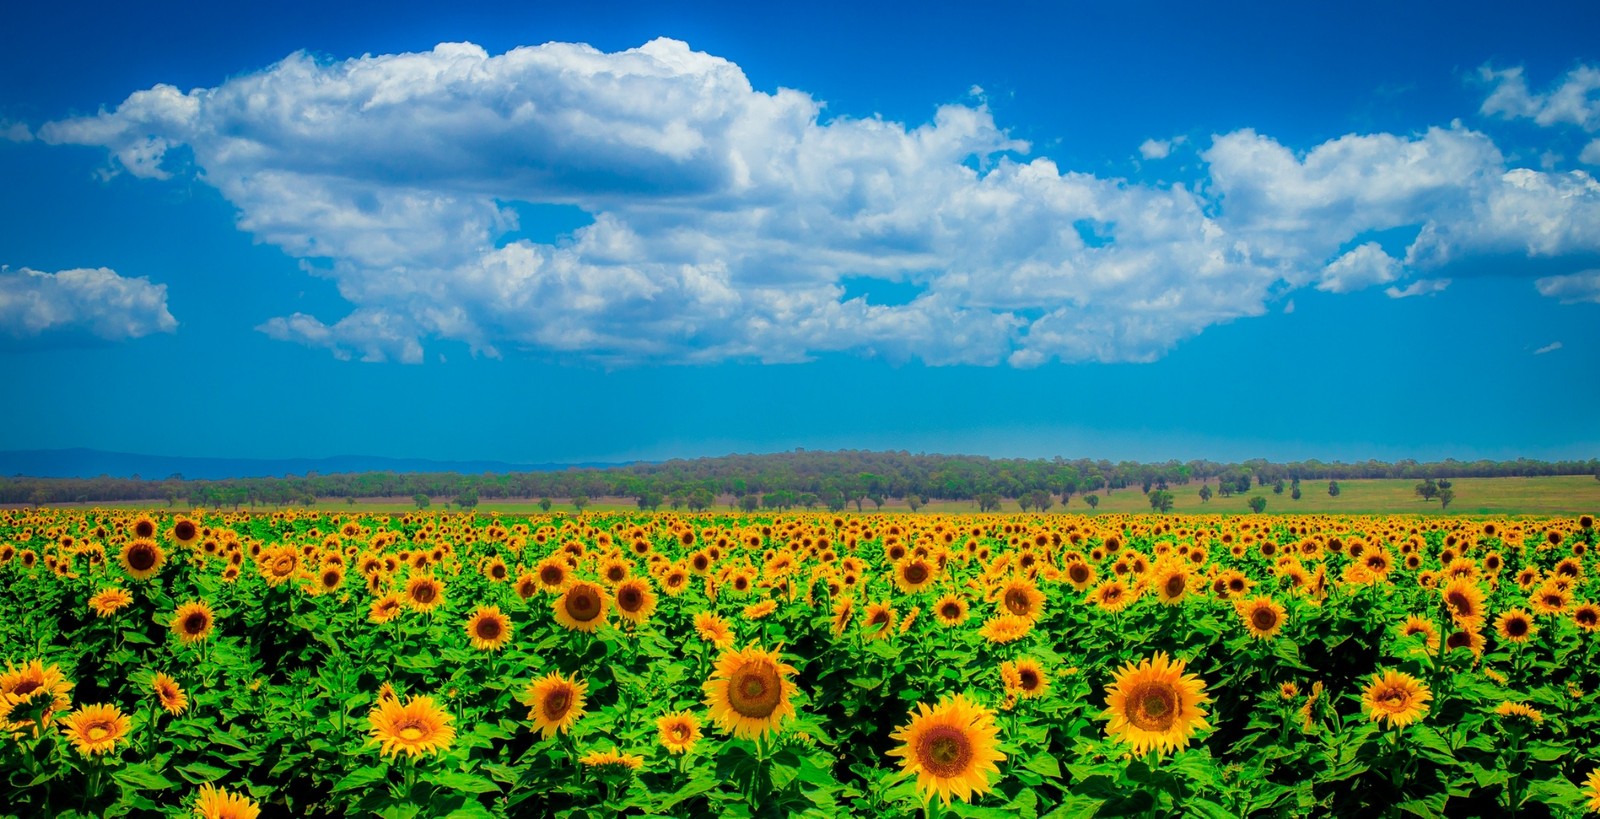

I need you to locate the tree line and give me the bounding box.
[3,450,1597,511]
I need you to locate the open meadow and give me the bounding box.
[3,507,1599,817]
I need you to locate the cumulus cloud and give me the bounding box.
[1138,137,1185,160]
[0,265,177,341]
[1481,65,1600,131]
[1316,243,1400,293]
[1534,269,1600,303]
[1533,341,1563,354]
[1,120,31,142]
[33,42,1600,366]
[1384,279,1451,299]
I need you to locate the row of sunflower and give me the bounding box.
[2,508,1599,817]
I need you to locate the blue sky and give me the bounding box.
[2,0,1598,464]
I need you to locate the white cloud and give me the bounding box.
[1534,341,1563,354]
[0,265,177,341]
[1138,135,1186,160]
[1384,279,1451,299]
[34,42,1600,366]
[1316,242,1400,293]
[1481,64,1600,131]
[1583,139,1600,165]
[1282,299,1294,314]
[1,120,31,142]
[1534,269,1600,303]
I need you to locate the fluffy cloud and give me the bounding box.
[1534,269,1600,303]
[1481,65,1600,131]
[35,43,1600,366]
[1533,341,1563,354]
[1384,279,1451,299]
[0,266,177,341]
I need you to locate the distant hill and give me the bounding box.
[0,449,615,480]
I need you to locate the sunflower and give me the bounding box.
[829,597,855,636]
[191,783,260,819]
[1573,602,1600,632]
[1495,608,1538,644]
[367,695,455,758]
[89,586,134,617]
[59,703,131,756]
[934,593,969,626]
[656,710,702,754]
[1101,652,1211,756]
[743,599,778,620]
[552,581,609,632]
[1530,583,1572,616]
[130,514,158,539]
[1063,559,1096,591]
[702,644,797,740]
[1090,578,1132,613]
[0,659,73,722]
[1361,670,1431,728]
[369,593,404,624]
[977,614,1032,644]
[887,693,1006,807]
[464,606,513,651]
[1000,658,1049,700]
[405,575,446,613]
[694,611,735,649]
[1444,628,1486,659]
[523,672,588,738]
[1151,562,1190,605]
[1236,596,1287,640]
[1493,701,1544,724]
[1398,615,1441,650]
[863,602,897,640]
[579,749,644,771]
[893,557,938,594]
[1440,577,1486,629]
[171,600,216,643]
[118,538,166,580]
[171,518,202,548]
[513,572,540,601]
[661,566,691,596]
[994,577,1045,622]
[613,578,657,625]
[152,673,188,715]
[1586,768,1600,813]
[258,546,300,587]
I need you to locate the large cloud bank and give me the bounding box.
[39,40,1600,364]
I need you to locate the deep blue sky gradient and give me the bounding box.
[1,0,1596,463]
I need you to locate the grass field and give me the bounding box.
[29,475,1600,517]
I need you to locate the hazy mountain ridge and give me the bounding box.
[0,448,617,480]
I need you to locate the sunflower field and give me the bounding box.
[2,508,1599,818]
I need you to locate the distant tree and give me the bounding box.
[1273,479,1285,495]
[976,492,1002,512]
[1328,481,1341,497]
[739,494,761,512]
[346,496,356,506]
[1198,484,1213,503]
[1031,490,1054,512]
[1291,486,1302,501]
[538,497,553,512]
[1437,478,1452,490]
[1439,488,1455,510]
[868,493,885,511]
[688,488,715,512]
[800,492,819,510]
[455,488,479,510]
[1415,479,1439,501]
[571,495,590,512]
[636,490,663,511]
[1248,496,1268,514]
[1148,489,1175,513]
[1084,494,1100,511]
[906,495,923,512]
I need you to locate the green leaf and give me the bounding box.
[1183,796,1235,819]
[429,771,499,795]
[1024,752,1061,779]
[111,763,178,791]
[1526,742,1567,762]
[332,765,389,792]
[175,762,230,784]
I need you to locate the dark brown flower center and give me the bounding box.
[1251,606,1278,632]
[917,725,973,777]
[565,586,601,621]
[728,660,781,718]
[1126,682,1178,732]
